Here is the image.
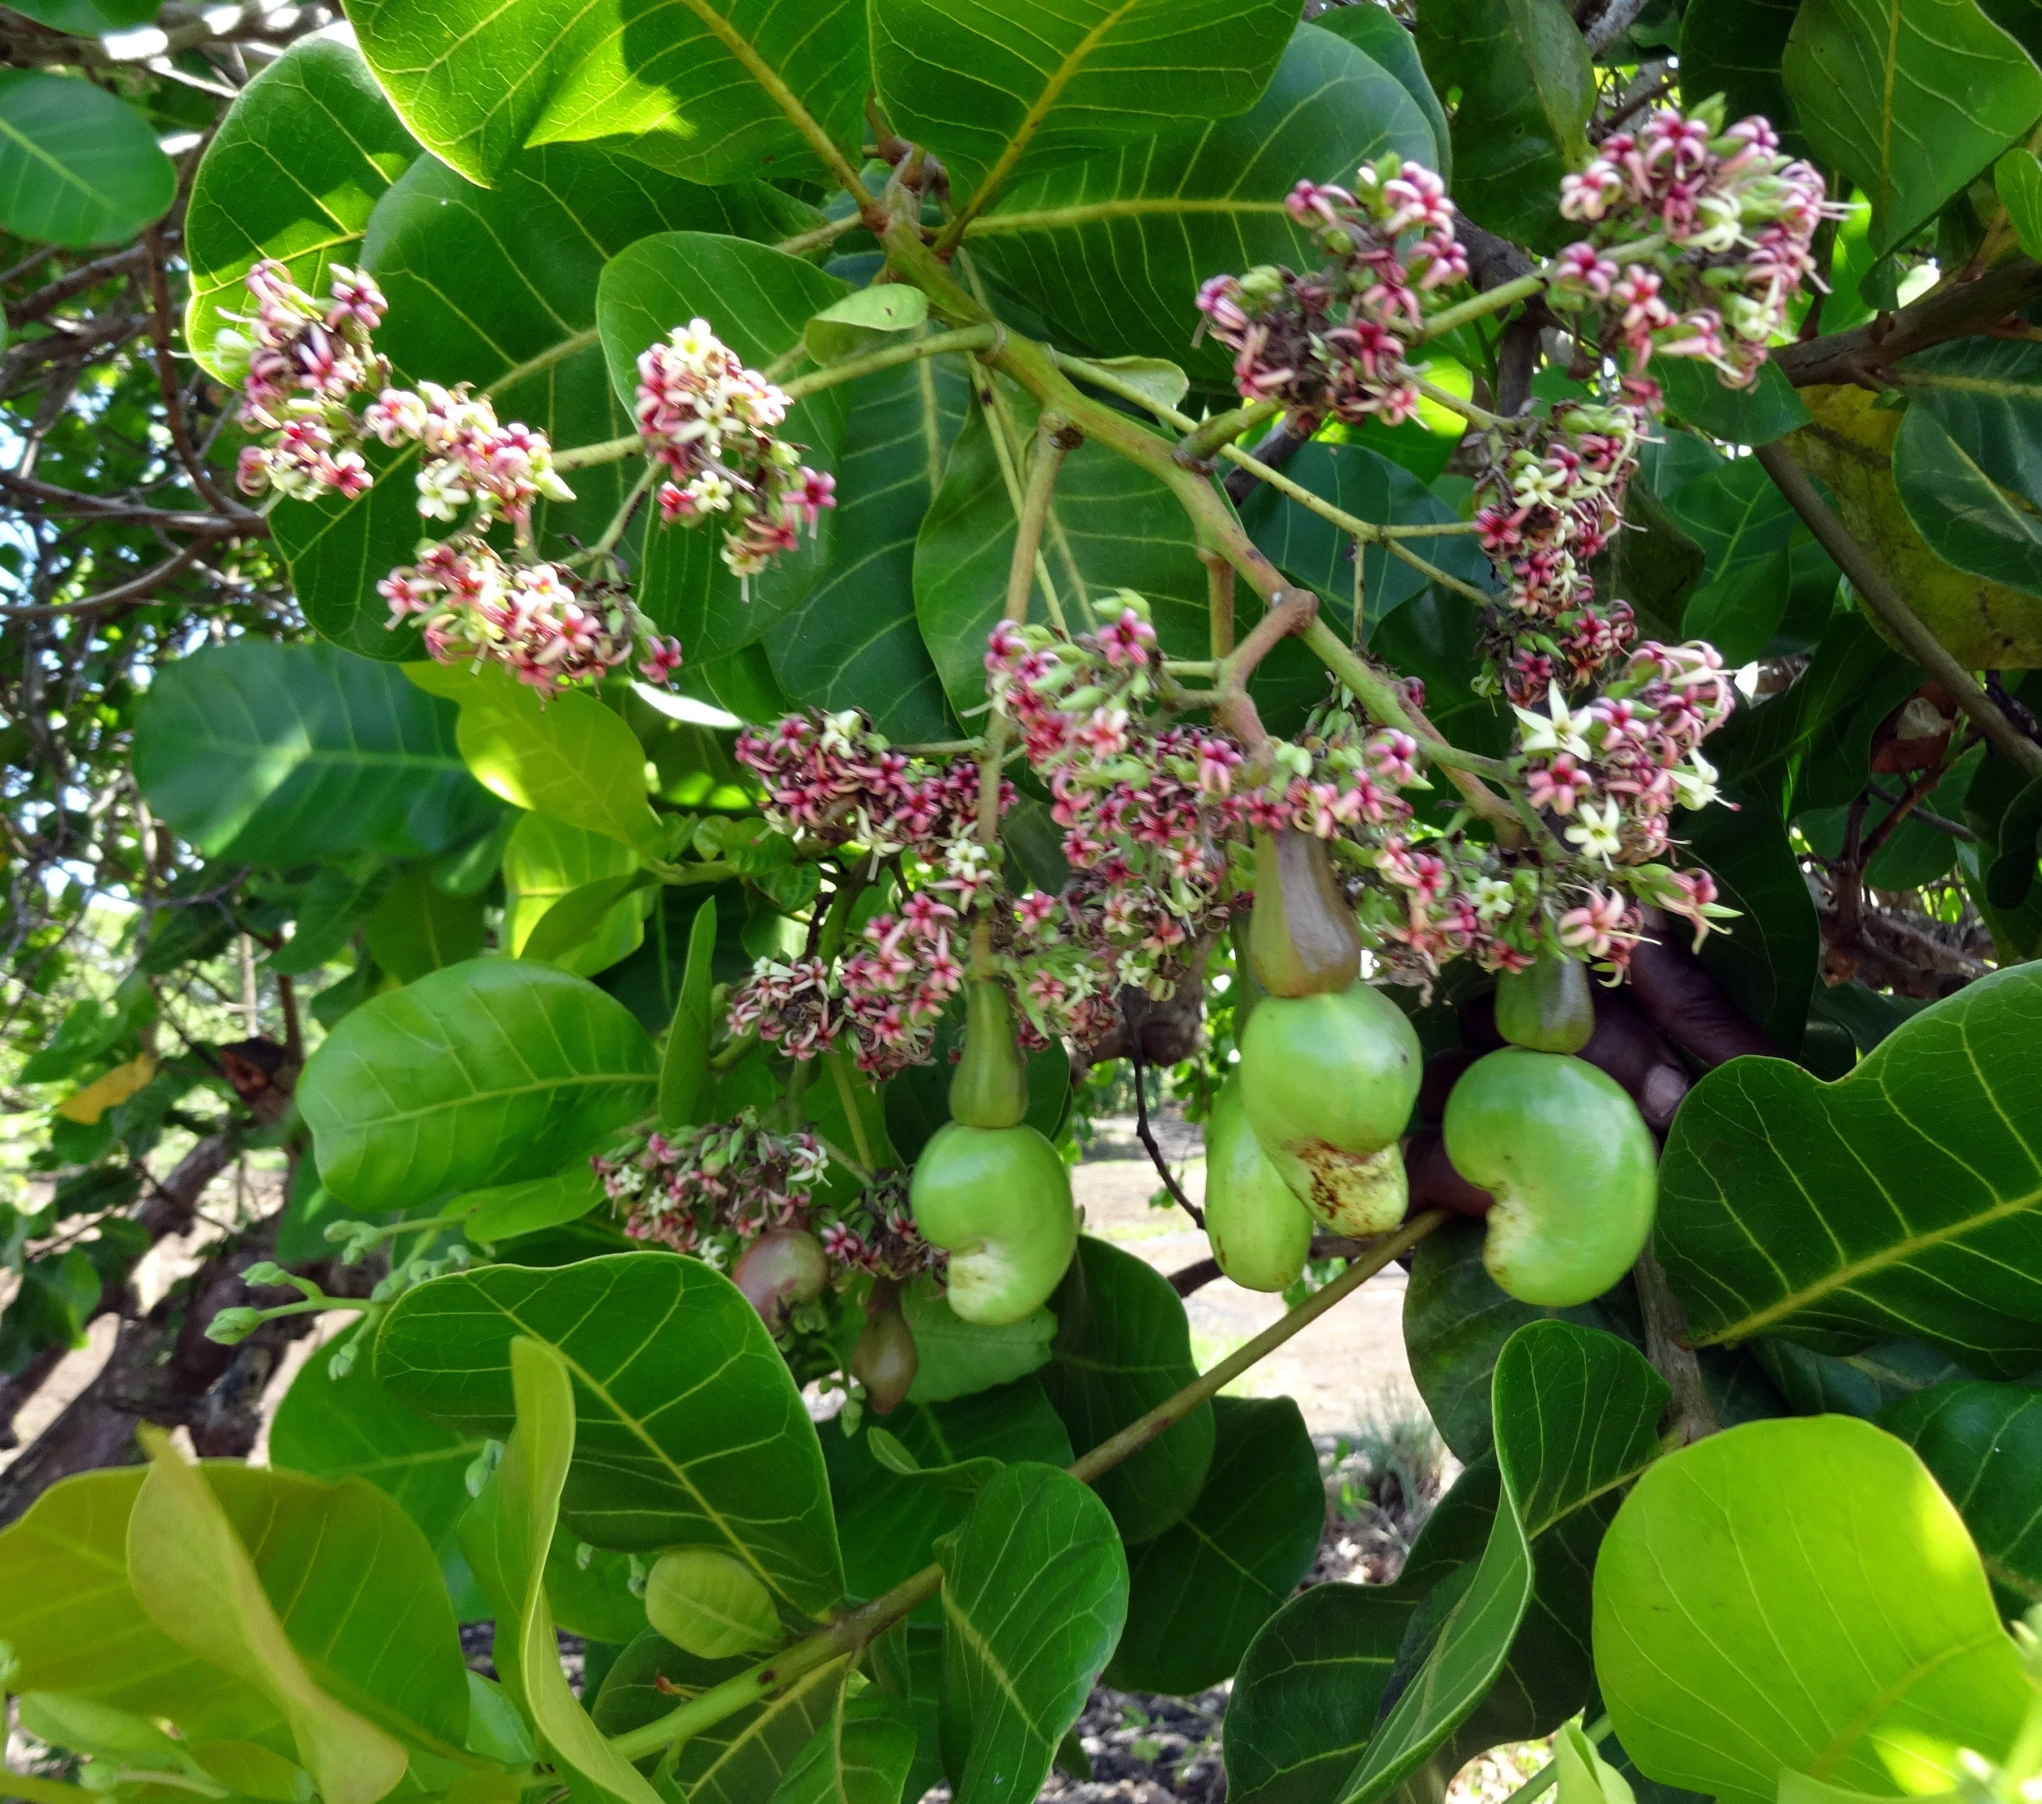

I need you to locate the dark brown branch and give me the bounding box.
[3,243,153,329]
[1,540,205,619]
[142,222,245,521]
[1775,257,2042,389]
[0,467,260,535]
[1169,1230,1369,1297]
[1128,1024,1202,1229]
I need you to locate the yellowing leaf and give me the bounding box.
[125,1429,408,1804]
[57,1054,156,1124]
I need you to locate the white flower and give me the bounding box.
[1471,876,1517,920]
[1513,683,1596,760]
[1670,753,1721,811]
[1564,798,1626,864]
[415,462,470,521]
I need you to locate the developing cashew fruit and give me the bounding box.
[851,1278,918,1414]
[1203,1074,1314,1291]
[910,1121,1076,1325]
[1494,955,1595,1054]
[732,1227,827,1329]
[949,978,1028,1128]
[1442,1048,1657,1306]
[1249,828,1361,998]
[1239,981,1422,1234]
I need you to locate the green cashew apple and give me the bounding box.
[1443,1048,1657,1307]
[949,979,1028,1128]
[1203,1074,1314,1291]
[910,1122,1076,1324]
[1239,981,1422,1235]
[1250,828,1362,998]
[1494,955,1595,1054]
[851,1279,918,1413]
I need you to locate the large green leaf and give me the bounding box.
[408,662,667,857]
[1414,0,1593,252]
[503,813,647,977]
[871,0,1299,203]
[0,1460,468,1758]
[1040,1236,1215,1545]
[1104,1395,1325,1697]
[1893,403,2042,598]
[595,232,850,660]
[184,39,418,382]
[1783,0,2042,254]
[1880,1381,2042,1609]
[1594,1415,2030,1804]
[822,1376,1073,1608]
[132,641,497,866]
[1335,1321,1666,1804]
[273,146,805,657]
[1657,964,2042,1376]
[127,1440,411,1804]
[767,357,969,741]
[1678,0,1801,140]
[1402,1217,1633,1464]
[376,1253,844,1617]
[1893,337,2042,506]
[0,71,174,248]
[769,1695,919,1804]
[913,392,1209,721]
[1308,6,1451,177]
[964,26,1435,380]
[938,1461,1129,1804]
[346,0,867,187]
[299,958,657,1208]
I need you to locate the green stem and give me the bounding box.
[257,1296,373,1323]
[568,465,654,568]
[824,1048,876,1172]
[811,1129,874,1188]
[607,1210,1447,1763]
[782,325,999,399]
[554,433,644,472]
[774,213,870,258]
[1415,377,1505,432]
[1179,399,1282,461]
[651,859,741,888]
[1413,236,1665,347]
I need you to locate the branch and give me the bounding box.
[1755,441,2042,778]
[0,467,257,535]
[142,223,246,522]
[1,541,206,620]
[1128,1028,1202,1229]
[605,1210,1447,1762]
[1774,257,2042,388]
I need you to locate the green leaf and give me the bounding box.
[1657,964,2042,1376]
[1414,0,1594,252]
[965,26,1435,379]
[1105,1396,1324,1696]
[274,147,803,658]
[1656,357,1812,448]
[376,1252,844,1616]
[364,866,489,984]
[596,232,851,660]
[1402,1217,1634,1464]
[460,1166,609,1247]
[1308,5,1451,178]
[1335,1322,1666,1804]
[914,394,1208,721]
[1756,1333,1971,1418]
[0,71,174,248]
[766,358,970,742]
[804,285,929,364]
[300,958,657,1209]
[657,897,721,1131]
[407,663,666,858]
[1894,403,2042,597]
[1782,0,2042,254]
[768,1694,919,1804]
[271,862,396,977]
[132,641,496,867]
[1594,1415,2030,1804]
[823,1376,1073,1607]
[127,1436,412,1804]
[1997,147,2042,257]
[645,1547,782,1657]
[3,0,157,29]
[347,0,866,188]
[1988,773,2042,907]
[1661,453,1809,661]
[871,0,1301,203]
[900,1279,1058,1404]
[1880,1381,2042,1608]
[1676,790,1818,1055]
[503,814,649,978]
[270,1335,488,1586]
[1677,0,1800,143]
[474,1338,662,1804]
[1040,1236,1215,1544]
[184,39,418,383]
[0,1461,469,1753]
[938,1462,1129,1804]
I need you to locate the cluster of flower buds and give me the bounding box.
[597,1112,939,1289]
[226,260,389,501]
[1549,99,1835,388]
[222,263,683,698]
[1196,155,1465,425]
[636,318,837,582]
[736,710,993,858]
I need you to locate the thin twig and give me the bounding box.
[1128,1024,1203,1229]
